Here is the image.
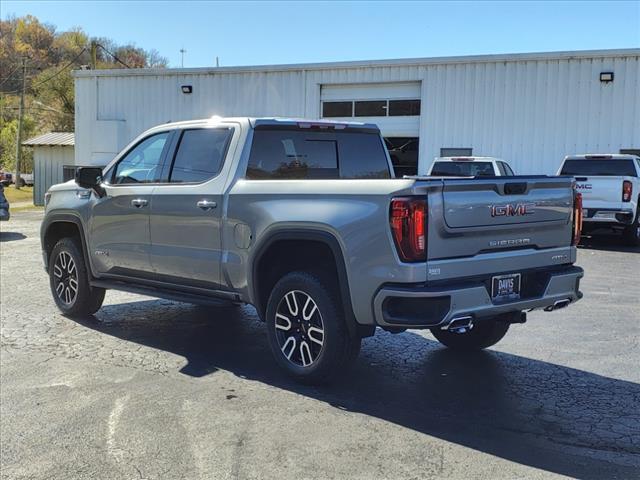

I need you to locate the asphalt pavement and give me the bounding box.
[1,210,639,480]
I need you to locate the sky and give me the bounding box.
[3,1,640,68]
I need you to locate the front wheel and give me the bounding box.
[48,238,105,316]
[265,271,360,384]
[431,316,510,351]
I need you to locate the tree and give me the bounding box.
[0,117,35,173]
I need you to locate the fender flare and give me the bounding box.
[250,228,363,338]
[41,213,93,277]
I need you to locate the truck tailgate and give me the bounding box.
[428,176,574,260]
[575,176,629,208]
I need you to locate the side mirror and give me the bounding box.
[75,167,105,197]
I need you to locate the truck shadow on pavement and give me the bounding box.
[0,231,27,242]
[578,234,640,253]
[72,302,639,480]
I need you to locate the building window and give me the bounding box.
[385,137,419,177]
[354,100,387,117]
[322,99,421,118]
[388,99,421,116]
[322,101,353,117]
[440,147,473,157]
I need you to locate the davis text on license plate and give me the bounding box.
[492,273,521,301]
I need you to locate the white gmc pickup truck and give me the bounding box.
[558,154,640,246]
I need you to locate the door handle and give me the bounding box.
[131,198,148,208]
[196,199,217,211]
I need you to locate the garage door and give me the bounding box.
[321,82,421,176]
[321,82,421,136]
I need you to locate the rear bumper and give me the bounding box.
[583,208,635,225]
[373,265,583,329]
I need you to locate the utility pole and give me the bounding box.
[180,48,186,68]
[216,56,219,68]
[14,56,27,190]
[90,40,97,69]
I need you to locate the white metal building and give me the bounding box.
[73,48,639,176]
[22,132,75,205]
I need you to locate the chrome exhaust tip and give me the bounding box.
[544,299,571,312]
[442,315,474,333]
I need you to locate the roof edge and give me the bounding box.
[73,48,640,78]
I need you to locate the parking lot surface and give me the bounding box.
[1,211,639,480]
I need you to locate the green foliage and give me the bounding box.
[0,117,35,172]
[0,14,168,170]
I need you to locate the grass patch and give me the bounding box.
[3,185,34,203]
[10,204,43,213]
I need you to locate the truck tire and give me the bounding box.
[622,209,640,247]
[265,271,360,384]
[48,237,105,316]
[430,316,510,351]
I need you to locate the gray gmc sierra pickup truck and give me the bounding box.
[41,117,584,383]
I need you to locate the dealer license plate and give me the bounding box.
[492,273,521,301]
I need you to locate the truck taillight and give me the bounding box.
[390,197,426,262]
[622,180,632,202]
[572,192,583,246]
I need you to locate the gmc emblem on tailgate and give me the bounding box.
[490,203,535,217]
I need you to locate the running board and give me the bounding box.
[90,279,240,307]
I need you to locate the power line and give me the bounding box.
[0,65,21,88]
[30,47,87,89]
[96,43,131,68]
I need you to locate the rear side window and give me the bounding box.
[170,128,233,183]
[560,159,637,177]
[430,161,495,177]
[501,162,515,176]
[247,130,390,179]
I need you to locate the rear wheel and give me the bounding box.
[622,209,640,247]
[49,238,105,316]
[431,316,510,351]
[265,271,360,384]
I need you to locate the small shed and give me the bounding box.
[23,132,75,206]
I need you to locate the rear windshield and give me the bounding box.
[560,159,637,177]
[430,161,494,177]
[247,129,391,179]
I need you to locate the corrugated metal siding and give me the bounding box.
[23,132,74,146]
[33,146,72,205]
[75,52,640,174]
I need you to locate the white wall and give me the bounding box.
[75,50,640,175]
[33,145,73,205]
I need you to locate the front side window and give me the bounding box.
[113,132,170,184]
[170,128,233,183]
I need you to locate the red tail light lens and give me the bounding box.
[390,197,426,262]
[622,180,632,202]
[572,192,583,246]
